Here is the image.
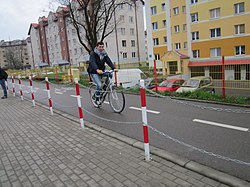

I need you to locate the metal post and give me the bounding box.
[29,76,35,106]
[18,75,23,100]
[222,56,225,98]
[75,78,84,128]
[153,60,158,92]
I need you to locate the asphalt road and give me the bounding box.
[11,80,250,181]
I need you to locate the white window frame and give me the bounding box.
[162,20,166,27]
[121,28,125,35]
[192,50,200,58]
[154,54,160,60]
[184,42,187,49]
[235,24,245,35]
[152,22,158,30]
[191,31,199,40]
[122,40,126,47]
[183,24,187,32]
[235,45,245,55]
[182,6,186,13]
[191,0,198,4]
[209,8,220,19]
[122,52,127,59]
[129,16,133,23]
[132,52,136,58]
[210,48,221,57]
[210,28,221,38]
[173,7,179,15]
[174,25,180,33]
[162,3,166,11]
[191,13,198,22]
[130,28,135,35]
[163,36,167,43]
[131,40,135,47]
[234,2,244,14]
[151,6,157,15]
[153,38,159,46]
[175,43,181,50]
[120,15,125,22]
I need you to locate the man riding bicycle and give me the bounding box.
[88,42,115,104]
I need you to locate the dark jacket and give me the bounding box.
[88,51,115,74]
[0,68,8,80]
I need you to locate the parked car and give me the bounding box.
[176,76,215,93]
[144,77,165,89]
[152,78,185,92]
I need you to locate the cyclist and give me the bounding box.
[88,41,115,104]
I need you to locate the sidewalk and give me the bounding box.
[0,96,248,187]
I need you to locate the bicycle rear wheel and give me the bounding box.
[108,88,125,113]
[89,84,99,108]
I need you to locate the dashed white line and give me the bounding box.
[193,119,249,132]
[129,106,160,114]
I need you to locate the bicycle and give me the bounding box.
[88,70,125,113]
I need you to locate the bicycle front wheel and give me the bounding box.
[89,84,99,108]
[108,88,125,113]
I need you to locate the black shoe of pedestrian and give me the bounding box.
[1,96,7,99]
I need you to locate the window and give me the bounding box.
[210,28,221,38]
[162,20,166,27]
[191,13,198,22]
[121,28,125,35]
[210,8,220,19]
[175,43,181,50]
[184,42,187,49]
[210,48,221,57]
[173,7,179,15]
[235,24,245,34]
[131,40,135,47]
[129,16,133,23]
[132,52,136,58]
[191,31,199,40]
[174,25,180,33]
[128,4,133,11]
[162,3,166,11]
[182,6,186,13]
[152,22,158,30]
[151,6,157,15]
[163,36,167,43]
[122,40,126,47]
[120,15,125,22]
[235,45,245,55]
[192,50,200,58]
[119,4,124,9]
[153,38,159,46]
[191,0,198,4]
[183,24,187,31]
[154,54,160,60]
[234,2,244,14]
[130,28,135,35]
[123,52,127,58]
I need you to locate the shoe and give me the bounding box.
[95,97,101,105]
[1,96,7,99]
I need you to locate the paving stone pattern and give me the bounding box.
[0,97,230,187]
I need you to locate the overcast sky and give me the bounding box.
[0,0,59,41]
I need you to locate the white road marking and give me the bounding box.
[70,95,82,98]
[55,92,63,95]
[129,106,160,114]
[103,101,109,104]
[193,119,249,132]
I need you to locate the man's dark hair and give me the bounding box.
[96,41,104,47]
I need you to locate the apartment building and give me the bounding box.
[0,39,33,69]
[28,1,146,68]
[147,0,250,80]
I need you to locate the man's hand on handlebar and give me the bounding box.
[96,69,103,74]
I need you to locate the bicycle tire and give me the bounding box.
[89,84,100,108]
[108,87,125,113]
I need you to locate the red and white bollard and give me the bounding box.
[29,76,35,106]
[140,79,150,161]
[12,76,15,96]
[74,78,84,128]
[18,75,23,100]
[45,77,53,115]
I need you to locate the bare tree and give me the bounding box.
[54,0,144,54]
[5,49,23,70]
